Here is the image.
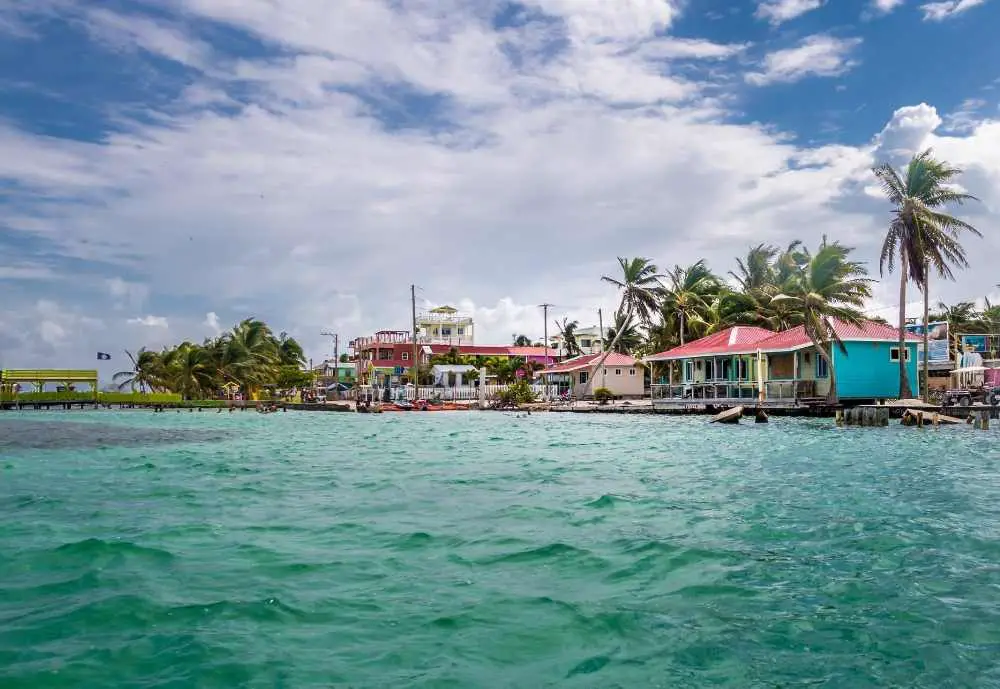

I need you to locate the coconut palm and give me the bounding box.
[276,331,306,367]
[729,243,779,294]
[602,257,664,328]
[113,348,164,392]
[226,318,281,391]
[873,148,981,398]
[663,260,721,345]
[587,257,663,394]
[555,318,581,357]
[169,343,216,399]
[604,311,643,354]
[932,301,982,333]
[771,240,872,403]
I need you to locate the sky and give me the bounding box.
[2,0,1000,376]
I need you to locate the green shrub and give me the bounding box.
[494,380,537,407]
[593,387,615,404]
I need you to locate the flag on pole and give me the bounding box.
[97,352,111,360]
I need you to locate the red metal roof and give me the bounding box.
[645,321,919,361]
[645,326,775,361]
[757,320,920,351]
[541,352,636,374]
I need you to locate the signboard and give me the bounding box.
[960,334,992,354]
[394,366,404,376]
[905,321,950,364]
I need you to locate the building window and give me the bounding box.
[579,371,589,385]
[816,355,829,378]
[629,368,636,376]
[457,327,464,335]
[379,349,393,360]
[442,328,452,337]
[889,347,911,362]
[433,328,439,335]
[581,339,591,348]
[614,368,622,376]
[737,359,748,380]
[401,352,409,361]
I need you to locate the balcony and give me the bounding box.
[651,379,818,406]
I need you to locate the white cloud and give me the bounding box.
[83,8,211,67]
[943,98,988,133]
[871,0,906,12]
[522,0,680,42]
[920,0,988,20]
[1,1,1000,374]
[872,103,943,165]
[746,35,862,85]
[127,315,169,328]
[635,37,749,60]
[204,311,221,334]
[106,278,149,311]
[755,0,824,25]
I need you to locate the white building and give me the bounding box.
[416,305,475,345]
[550,325,607,356]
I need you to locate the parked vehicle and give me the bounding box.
[944,386,1000,407]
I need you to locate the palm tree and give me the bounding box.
[771,240,872,402]
[663,260,721,345]
[604,311,643,354]
[602,257,664,328]
[276,331,306,367]
[113,348,164,392]
[587,257,663,394]
[874,148,981,399]
[170,343,215,399]
[933,301,982,333]
[226,318,281,393]
[512,334,532,347]
[730,243,778,294]
[555,318,581,357]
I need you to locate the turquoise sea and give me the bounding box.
[2,409,1000,688]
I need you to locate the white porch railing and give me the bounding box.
[651,379,816,402]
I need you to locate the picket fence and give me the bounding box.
[353,383,556,402]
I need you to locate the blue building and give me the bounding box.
[645,320,920,404]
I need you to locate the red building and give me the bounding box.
[350,331,557,385]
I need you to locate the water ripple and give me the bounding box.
[2,411,1000,687]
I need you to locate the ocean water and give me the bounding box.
[2,410,1000,688]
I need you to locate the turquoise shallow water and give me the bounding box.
[2,410,1000,688]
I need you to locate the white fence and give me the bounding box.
[354,383,556,402]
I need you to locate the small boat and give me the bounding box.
[710,406,743,424]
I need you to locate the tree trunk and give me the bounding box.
[679,310,685,346]
[898,259,913,399]
[585,303,633,396]
[922,263,930,403]
[816,343,838,404]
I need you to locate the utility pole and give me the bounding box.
[321,330,339,399]
[412,285,419,402]
[539,303,554,401]
[598,308,606,389]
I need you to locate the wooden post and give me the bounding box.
[980,410,990,430]
[917,411,924,428]
[835,409,844,426]
[932,412,940,427]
